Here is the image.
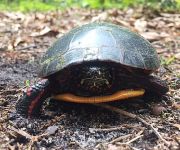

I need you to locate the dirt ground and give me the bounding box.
[0,9,179,150]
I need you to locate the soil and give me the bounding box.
[0,9,179,150]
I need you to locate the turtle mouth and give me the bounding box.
[53,89,145,103]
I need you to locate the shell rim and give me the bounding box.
[39,59,156,78]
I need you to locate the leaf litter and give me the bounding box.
[0,8,179,150]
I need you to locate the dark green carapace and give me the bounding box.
[40,22,160,78]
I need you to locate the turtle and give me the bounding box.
[16,22,168,117]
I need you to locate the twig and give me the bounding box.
[89,124,144,133]
[89,126,124,133]
[94,103,136,118]
[126,135,143,144]
[128,130,144,143]
[110,134,132,144]
[175,136,180,145]
[9,126,32,139]
[8,126,57,150]
[94,103,170,146]
[40,114,66,130]
[111,130,144,145]
[116,134,143,145]
[126,130,144,144]
[16,45,37,51]
[137,117,169,146]
[8,126,37,150]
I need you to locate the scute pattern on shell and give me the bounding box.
[40,22,160,77]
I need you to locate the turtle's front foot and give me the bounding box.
[149,76,169,96]
[16,79,51,118]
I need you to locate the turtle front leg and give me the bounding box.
[138,75,169,98]
[16,79,51,118]
[148,76,169,96]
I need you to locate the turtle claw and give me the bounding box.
[16,79,50,118]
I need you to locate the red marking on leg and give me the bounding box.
[28,90,45,117]
[27,88,32,96]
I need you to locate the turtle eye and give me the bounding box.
[80,79,85,84]
[105,80,109,85]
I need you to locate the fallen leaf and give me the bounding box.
[13,37,25,47]
[172,124,180,130]
[140,31,170,41]
[134,19,147,32]
[5,12,25,20]
[30,26,59,37]
[141,32,161,41]
[175,53,180,60]
[91,12,108,22]
[172,102,180,110]
[9,126,32,139]
[45,125,58,135]
[114,18,131,28]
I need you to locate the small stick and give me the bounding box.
[126,130,144,144]
[111,129,144,145]
[8,126,56,150]
[137,117,169,146]
[116,134,143,145]
[126,135,143,144]
[9,126,32,139]
[94,103,136,118]
[110,134,132,144]
[16,45,37,51]
[89,126,125,133]
[94,103,169,146]
[89,124,143,133]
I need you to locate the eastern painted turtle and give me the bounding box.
[16,22,168,117]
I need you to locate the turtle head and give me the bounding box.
[78,65,114,95]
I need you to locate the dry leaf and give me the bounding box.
[175,53,180,60]
[45,126,58,135]
[140,32,161,41]
[5,12,25,20]
[134,19,147,32]
[91,12,108,22]
[114,18,131,28]
[172,124,180,130]
[13,37,25,47]
[30,26,59,37]
[140,31,169,41]
[172,102,180,110]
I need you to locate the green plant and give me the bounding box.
[0,0,179,12]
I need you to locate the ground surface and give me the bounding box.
[0,9,179,150]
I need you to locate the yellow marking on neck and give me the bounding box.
[53,89,145,103]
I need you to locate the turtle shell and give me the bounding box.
[39,22,160,78]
